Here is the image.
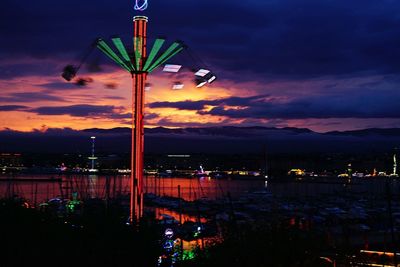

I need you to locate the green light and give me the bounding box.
[96,37,183,74]
[66,199,81,213]
[151,47,184,71]
[97,40,132,72]
[98,45,131,72]
[134,37,144,70]
[98,41,132,71]
[182,250,196,261]
[146,42,181,72]
[112,38,135,71]
[142,38,165,72]
[147,46,184,73]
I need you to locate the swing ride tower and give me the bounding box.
[96,0,185,223]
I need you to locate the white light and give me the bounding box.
[172,83,184,90]
[163,64,182,73]
[91,136,96,139]
[164,228,174,238]
[207,75,216,83]
[196,81,207,88]
[195,69,210,77]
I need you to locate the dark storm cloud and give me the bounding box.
[148,94,270,110]
[109,112,132,120]
[147,0,400,78]
[28,104,131,121]
[3,0,400,130]
[0,92,66,103]
[104,95,125,100]
[155,119,217,128]
[2,0,400,78]
[151,90,400,120]
[149,100,217,110]
[0,105,28,111]
[202,94,400,119]
[30,104,122,117]
[0,62,60,79]
[172,0,400,77]
[145,113,159,120]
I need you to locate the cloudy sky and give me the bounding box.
[1,0,400,132]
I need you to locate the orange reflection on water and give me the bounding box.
[144,176,263,201]
[178,236,222,251]
[0,174,264,204]
[155,207,207,224]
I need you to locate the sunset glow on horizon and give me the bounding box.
[2,1,400,133]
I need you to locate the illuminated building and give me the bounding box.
[0,153,23,172]
[338,163,353,178]
[357,250,400,266]
[288,169,305,176]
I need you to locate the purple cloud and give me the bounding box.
[148,94,270,110]
[0,92,66,103]
[31,104,122,117]
[0,105,28,111]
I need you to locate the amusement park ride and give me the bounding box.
[62,0,216,224]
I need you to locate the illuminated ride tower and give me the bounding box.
[96,1,185,223]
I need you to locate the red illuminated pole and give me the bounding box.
[95,12,185,224]
[130,16,148,223]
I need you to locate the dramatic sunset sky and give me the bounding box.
[1,0,400,133]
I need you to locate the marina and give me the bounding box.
[2,173,400,266]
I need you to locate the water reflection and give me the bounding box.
[0,174,264,204]
[154,207,207,224]
[88,175,98,198]
[1,174,398,204]
[145,176,263,201]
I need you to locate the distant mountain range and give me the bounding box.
[82,126,315,136]
[81,126,400,137]
[325,128,400,137]
[1,126,400,154]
